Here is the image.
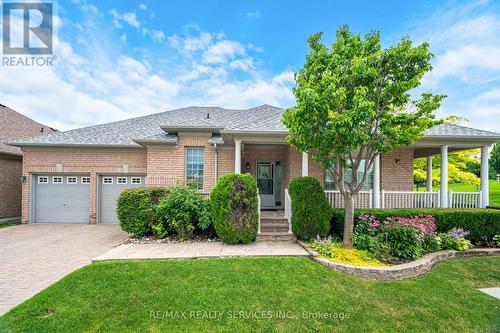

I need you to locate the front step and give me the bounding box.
[260,221,289,233]
[256,232,296,242]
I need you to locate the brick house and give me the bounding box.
[8,105,500,229]
[0,104,56,222]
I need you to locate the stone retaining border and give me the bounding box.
[298,241,500,280]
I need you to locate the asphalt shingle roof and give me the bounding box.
[0,105,56,155]
[8,105,500,147]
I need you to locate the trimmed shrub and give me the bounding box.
[210,173,259,244]
[331,208,500,243]
[155,186,211,239]
[117,187,169,236]
[289,177,333,240]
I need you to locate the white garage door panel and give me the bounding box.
[35,176,89,223]
[99,176,145,224]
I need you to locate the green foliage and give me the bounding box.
[414,149,481,186]
[117,187,169,236]
[155,186,211,239]
[310,238,385,266]
[490,144,500,179]
[454,238,472,251]
[493,234,500,247]
[332,208,500,244]
[289,177,333,240]
[283,25,444,247]
[210,174,259,244]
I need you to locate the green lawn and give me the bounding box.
[1,256,499,332]
[0,222,20,229]
[415,180,500,206]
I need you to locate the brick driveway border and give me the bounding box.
[0,224,128,316]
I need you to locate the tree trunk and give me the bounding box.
[342,195,354,249]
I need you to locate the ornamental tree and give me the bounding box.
[283,26,445,248]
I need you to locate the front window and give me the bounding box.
[186,148,204,189]
[325,160,374,191]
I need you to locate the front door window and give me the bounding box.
[257,162,273,195]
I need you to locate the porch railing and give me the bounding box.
[257,189,261,234]
[381,191,439,209]
[324,190,481,209]
[284,188,292,234]
[324,190,373,209]
[449,191,481,208]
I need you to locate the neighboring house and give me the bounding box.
[0,104,56,222]
[8,105,500,226]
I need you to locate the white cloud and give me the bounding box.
[0,22,295,130]
[203,40,246,64]
[139,4,147,10]
[411,0,500,132]
[245,11,261,20]
[108,9,140,29]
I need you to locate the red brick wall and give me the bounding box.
[21,146,147,223]
[0,155,22,219]
[380,147,414,191]
[145,132,217,192]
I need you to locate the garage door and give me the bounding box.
[99,175,145,224]
[34,175,90,223]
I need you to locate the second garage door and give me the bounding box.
[99,175,145,224]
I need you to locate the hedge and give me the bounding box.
[289,176,333,240]
[210,173,259,244]
[331,208,500,243]
[117,187,169,236]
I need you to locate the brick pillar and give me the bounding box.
[89,173,97,224]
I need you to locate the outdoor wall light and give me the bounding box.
[245,162,251,170]
[395,158,400,164]
[19,176,27,184]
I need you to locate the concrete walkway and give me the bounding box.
[93,241,309,261]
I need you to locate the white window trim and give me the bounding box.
[67,176,78,184]
[131,177,142,184]
[37,176,49,184]
[102,177,113,184]
[81,177,91,184]
[52,176,63,184]
[117,177,127,184]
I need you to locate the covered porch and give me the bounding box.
[231,131,495,210]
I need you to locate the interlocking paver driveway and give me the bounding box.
[0,224,128,316]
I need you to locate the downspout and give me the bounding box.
[214,143,218,182]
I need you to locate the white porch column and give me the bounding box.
[426,156,433,191]
[481,146,490,208]
[301,152,308,176]
[234,140,242,174]
[440,145,448,208]
[373,154,380,208]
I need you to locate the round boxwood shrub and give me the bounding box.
[117,187,169,236]
[289,176,333,240]
[210,173,258,244]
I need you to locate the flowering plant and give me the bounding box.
[355,214,440,261]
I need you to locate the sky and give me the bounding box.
[1,0,500,132]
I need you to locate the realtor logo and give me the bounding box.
[2,2,53,55]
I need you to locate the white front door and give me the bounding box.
[257,162,275,208]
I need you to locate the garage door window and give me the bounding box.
[186,148,204,189]
[131,177,141,184]
[81,177,91,184]
[52,176,63,184]
[117,177,127,184]
[67,176,78,184]
[103,177,113,184]
[38,176,48,183]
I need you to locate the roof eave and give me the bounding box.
[6,142,144,148]
[160,125,225,132]
[220,129,289,135]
